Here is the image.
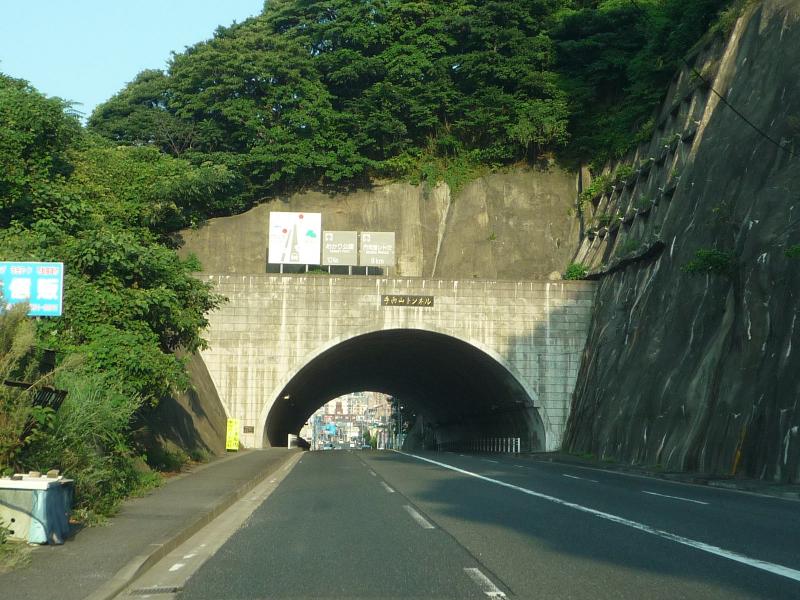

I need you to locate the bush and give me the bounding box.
[21,374,161,520]
[681,248,735,275]
[785,244,800,259]
[565,262,589,280]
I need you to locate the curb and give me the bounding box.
[84,449,302,600]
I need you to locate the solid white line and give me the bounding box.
[563,474,598,483]
[398,452,800,583]
[464,567,507,598]
[168,563,185,572]
[643,490,709,505]
[381,481,395,493]
[403,505,435,529]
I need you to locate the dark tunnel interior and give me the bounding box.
[265,329,545,451]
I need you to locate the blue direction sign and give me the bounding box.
[0,262,64,317]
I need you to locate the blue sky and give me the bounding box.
[0,1,265,120]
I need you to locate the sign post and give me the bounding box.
[268,212,322,266]
[359,232,396,273]
[226,418,240,451]
[0,262,64,317]
[322,231,358,273]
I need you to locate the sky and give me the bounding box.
[0,1,265,120]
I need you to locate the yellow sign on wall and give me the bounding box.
[226,418,240,451]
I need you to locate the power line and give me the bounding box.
[628,0,795,159]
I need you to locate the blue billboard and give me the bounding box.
[0,262,64,317]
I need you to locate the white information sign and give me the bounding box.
[322,231,358,266]
[360,232,396,267]
[268,212,322,265]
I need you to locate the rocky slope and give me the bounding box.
[565,0,800,482]
[178,166,579,281]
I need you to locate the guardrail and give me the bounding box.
[436,437,521,454]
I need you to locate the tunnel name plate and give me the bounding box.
[381,295,434,307]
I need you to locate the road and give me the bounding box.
[167,450,800,599]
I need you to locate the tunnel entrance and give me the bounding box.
[264,329,545,452]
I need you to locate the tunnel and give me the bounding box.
[264,329,545,452]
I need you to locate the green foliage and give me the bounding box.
[0,303,41,472]
[634,195,653,210]
[22,374,161,519]
[785,245,800,259]
[554,0,734,167]
[578,173,612,211]
[565,262,589,280]
[681,248,735,275]
[614,164,636,182]
[615,238,641,257]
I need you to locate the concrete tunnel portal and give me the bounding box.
[264,329,545,452]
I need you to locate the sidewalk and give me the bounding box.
[524,451,800,501]
[0,448,300,600]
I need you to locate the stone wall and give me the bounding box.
[198,275,595,451]
[565,1,800,482]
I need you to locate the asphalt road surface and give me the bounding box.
[176,450,800,599]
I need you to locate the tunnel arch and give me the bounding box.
[258,328,547,451]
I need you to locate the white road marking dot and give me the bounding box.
[562,474,598,483]
[270,479,277,483]
[403,505,435,529]
[400,451,800,584]
[464,567,506,597]
[182,553,197,559]
[168,563,185,572]
[643,490,709,505]
[381,482,395,493]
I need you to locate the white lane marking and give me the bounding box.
[398,452,800,583]
[381,481,395,493]
[563,474,598,483]
[403,505,435,529]
[514,465,527,469]
[643,491,709,505]
[270,479,277,483]
[182,553,197,559]
[168,563,185,572]
[483,459,499,464]
[369,470,377,477]
[459,454,466,457]
[464,568,506,598]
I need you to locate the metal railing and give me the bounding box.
[435,437,521,454]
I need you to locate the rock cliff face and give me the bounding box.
[178,167,579,281]
[565,1,800,482]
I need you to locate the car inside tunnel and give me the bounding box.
[265,329,545,452]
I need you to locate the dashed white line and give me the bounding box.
[400,451,800,584]
[381,481,395,493]
[369,470,377,477]
[513,465,527,469]
[643,490,709,505]
[182,553,197,559]
[168,563,185,572]
[563,474,598,483]
[483,459,499,464]
[464,567,506,598]
[403,505,435,529]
